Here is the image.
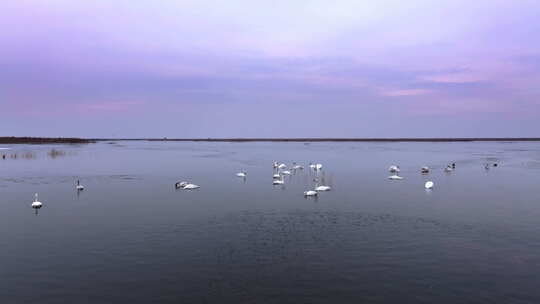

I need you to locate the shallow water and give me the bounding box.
[2,141,540,303]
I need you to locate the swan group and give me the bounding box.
[272,161,330,197]
[26,159,472,214]
[387,163,462,190]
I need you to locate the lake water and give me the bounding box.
[1,141,540,303]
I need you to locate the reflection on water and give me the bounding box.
[48,148,66,158]
[1,151,36,159]
[1,141,540,303]
[0,148,77,160]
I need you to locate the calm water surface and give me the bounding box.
[1,141,540,303]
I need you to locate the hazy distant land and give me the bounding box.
[2,137,540,144]
[0,137,93,144]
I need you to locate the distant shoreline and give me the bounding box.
[0,137,93,144]
[2,137,540,144]
[108,137,540,142]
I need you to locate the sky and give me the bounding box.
[1,0,539,138]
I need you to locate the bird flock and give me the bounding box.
[387,164,436,188]
[30,160,500,212]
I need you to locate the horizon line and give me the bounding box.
[3,136,540,144]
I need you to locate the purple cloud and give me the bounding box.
[0,0,539,137]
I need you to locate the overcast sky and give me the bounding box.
[1,0,539,137]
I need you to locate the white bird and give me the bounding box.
[31,193,42,209]
[281,170,292,175]
[421,166,430,174]
[278,163,287,169]
[315,163,323,170]
[315,185,331,191]
[236,171,247,177]
[175,181,189,189]
[388,175,404,180]
[292,162,303,170]
[273,176,284,185]
[309,163,316,169]
[444,166,453,172]
[182,183,200,190]
[389,165,400,173]
[76,180,84,191]
[425,181,434,189]
[273,161,279,169]
[272,173,281,179]
[304,190,318,196]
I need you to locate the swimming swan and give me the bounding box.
[236,171,247,177]
[425,181,434,189]
[389,165,400,173]
[182,183,200,190]
[175,181,188,189]
[273,176,284,185]
[304,190,318,196]
[292,163,303,170]
[388,175,404,180]
[31,193,42,209]
[315,185,331,191]
[76,180,84,191]
[175,181,200,189]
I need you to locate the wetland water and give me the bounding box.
[1,141,540,303]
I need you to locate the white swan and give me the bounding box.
[444,166,453,172]
[273,175,284,185]
[304,190,318,196]
[175,181,188,189]
[236,171,247,177]
[315,185,331,191]
[76,180,84,191]
[278,163,287,169]
[388,175,404,180]
[421,166,430,174]
[182,183,200,190]
[31,193,42,209]
[175,181,199,189]
[389,165,400,173]
[309,163,316,169]
[273,161,279,169]
[315,163,323,170]
[292,163,303,170]
[425,181,434,189]
[281,170,292,175]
